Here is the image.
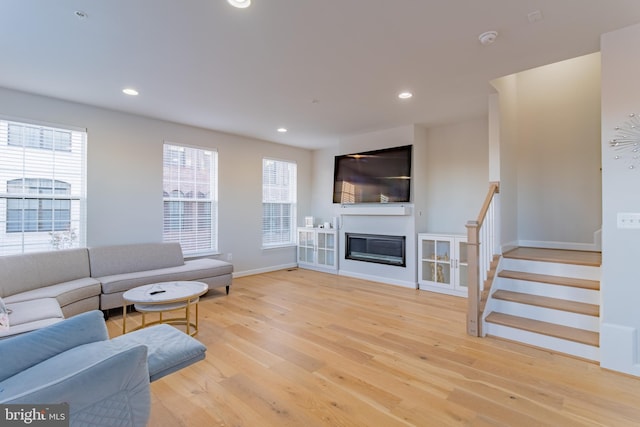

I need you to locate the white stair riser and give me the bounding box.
[497,278,600,304]
[501,258,600,280]
[491,300,600,331]
[485,323,600,362]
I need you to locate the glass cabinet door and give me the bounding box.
[297,228,337,272]
[418,234,468,296]
[457,239,468,289]
[316,231,336,267]
[298,230,315,263]
[421,237,452,285]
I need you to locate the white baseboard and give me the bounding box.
[501,234,602,253]
[233,263,298,278]
[516,239,600,252]
[501,240,518,254]
[600,323,640,377]
[418,284,467,298]
[338,270,417,289]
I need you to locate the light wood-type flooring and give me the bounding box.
[105,269,640,426]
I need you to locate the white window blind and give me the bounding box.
[163,143,218,255]
[262,158,297,247]
[0,119,87,255]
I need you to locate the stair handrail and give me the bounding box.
[466,181,500,337]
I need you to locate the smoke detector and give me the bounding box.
[478,31,498,45]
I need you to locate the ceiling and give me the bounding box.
[1,1,639,150]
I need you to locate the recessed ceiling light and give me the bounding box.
[277,128,288,133]
[398,92,413,99]
[227,0,251,8]
[122,88,139,96]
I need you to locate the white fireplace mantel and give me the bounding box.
[338,205,412,216]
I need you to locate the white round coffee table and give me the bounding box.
[122,281,208,336]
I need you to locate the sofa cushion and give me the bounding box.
[185,258,233,277]
[0,310,108,382]
[0,298,64,339]
[3,277,102,308]
[0,248,91,298]
[88,242,185,278]
[111,324,207,382]
[99,258,233,295]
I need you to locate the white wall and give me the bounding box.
[491,74,519,250]
[600,23,640,376]
[516,53,602,247]
[338,126,416,156]
[422,118,489,234]
[309,146,339,226]
[0,87,312,275]
[491,54,602,250]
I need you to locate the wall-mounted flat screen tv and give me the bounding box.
[333,145,412,204]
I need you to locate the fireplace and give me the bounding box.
[345,233,406,267]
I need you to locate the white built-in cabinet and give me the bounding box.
[297,228,338,273]
[417,233,468,296]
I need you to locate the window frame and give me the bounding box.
[162,142,218,256]
[262,157,297,248]
[0,117,86,255]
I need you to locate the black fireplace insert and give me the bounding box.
[345,233,406,267]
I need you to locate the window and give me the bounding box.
[163,143,217,255]
[7,179,71,233]
[8,123,72,151]
[0,119,86,255]
[262,158,297,247]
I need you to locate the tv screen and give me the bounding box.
[333,145,412,204]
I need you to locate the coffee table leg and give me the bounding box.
[122,304,127,334]
[195,300,199,333]
[186,299,191,336]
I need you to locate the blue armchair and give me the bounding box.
[0,310,206,426]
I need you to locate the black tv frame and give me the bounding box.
[332,144,412,204]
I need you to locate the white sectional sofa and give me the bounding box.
[0,242,233,337]
[89,242,233,311]
[0,248,101,334]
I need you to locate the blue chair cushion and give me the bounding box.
[111,324,206,382]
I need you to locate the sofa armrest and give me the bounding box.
[0,344,150,426]
[0,310,108,382]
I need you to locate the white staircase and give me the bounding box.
[483,248,601,361]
